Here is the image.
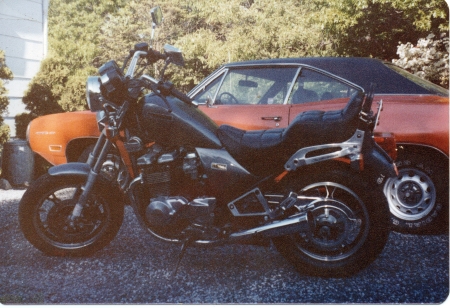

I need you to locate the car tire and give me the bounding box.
[384,150,448,234]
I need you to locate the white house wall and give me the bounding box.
[0,0,49,137]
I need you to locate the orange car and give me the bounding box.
[27,57,449,234]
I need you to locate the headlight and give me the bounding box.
[86,76,102,111]
[98,60,126,104]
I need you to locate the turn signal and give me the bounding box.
[374,132,397,160]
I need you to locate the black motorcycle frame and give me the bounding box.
[19,7,398,277]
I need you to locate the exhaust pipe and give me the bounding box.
[228,212,313,242]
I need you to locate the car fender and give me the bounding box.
[27,111,99,165]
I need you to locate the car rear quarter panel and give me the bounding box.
[374,95,449,156]
[28,111,99,165]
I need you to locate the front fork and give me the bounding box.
[69,132,112,220]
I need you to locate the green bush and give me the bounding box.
[0,49,13,173]
[22,0,125,117]
[393,34,449,88]
[22,0,449,117]
[15,113,37,140]
[0,123,10,175]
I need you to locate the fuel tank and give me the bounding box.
[140,94,222,149]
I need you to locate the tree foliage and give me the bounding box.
[0,49,13,146]
[98,0,329,90]
[22,0,449,117]
[22,0,126,116]
[309,0,449,59]
[393,33,449,88]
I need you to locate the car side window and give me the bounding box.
[192,75,223,104]
[289,68,357,104]
[214,67,298,105]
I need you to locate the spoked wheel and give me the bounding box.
[273,169,390,277]
[19,173,124,256]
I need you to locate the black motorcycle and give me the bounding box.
[19,7,397,277]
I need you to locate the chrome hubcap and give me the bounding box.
[384,168,436,221]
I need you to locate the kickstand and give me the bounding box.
[173,237,191,277]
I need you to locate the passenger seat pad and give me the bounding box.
[217,91,365,175]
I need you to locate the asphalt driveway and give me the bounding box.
[0,189,448,304]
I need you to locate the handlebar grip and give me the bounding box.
[147,49,166,63]
[171,87,192,105]
[158,81,192,105]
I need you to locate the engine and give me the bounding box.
[137,144,199,196]
[136,145,214,230]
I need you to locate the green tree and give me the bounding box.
[23,0,449,113]
[22,0,126,117]
[0,49,13,146]
[311,0,449,59]
[99,0,327,91]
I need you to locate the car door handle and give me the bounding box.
[261,116,282,121]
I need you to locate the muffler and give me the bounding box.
[228,212,313,242]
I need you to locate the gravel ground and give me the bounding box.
[0,189,448,304]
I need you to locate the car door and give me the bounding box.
[288,67,359,124]
[196,66,299,130]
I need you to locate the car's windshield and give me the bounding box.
[385,63,449,97]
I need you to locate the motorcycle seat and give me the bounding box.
[217,91,365,175]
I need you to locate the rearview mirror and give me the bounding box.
[149,7,163,48]
[150,6,163,26]
[238,80,258,88]
[164,44,185,67]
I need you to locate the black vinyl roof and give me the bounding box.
[224,57,432,95]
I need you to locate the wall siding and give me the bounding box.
[0,0,49,137]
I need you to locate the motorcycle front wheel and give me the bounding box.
[19,173,124,256]
[272,169,390,277]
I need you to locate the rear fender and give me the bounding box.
[363,140,398,186]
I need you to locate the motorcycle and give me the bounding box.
[19,7,397,277]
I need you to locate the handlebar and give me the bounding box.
[170,86,193,105]
[124,49,168,78]
[141,75,194,106]
[124,45,192,106]
[147,49,167,62]
[362,83,376,114]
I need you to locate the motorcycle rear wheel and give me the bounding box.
[272,169,390,277]
[19,173,124,256]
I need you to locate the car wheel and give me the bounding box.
[384,150,448,234]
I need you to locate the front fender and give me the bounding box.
[47,162,125,203]
[48,162,90,177]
